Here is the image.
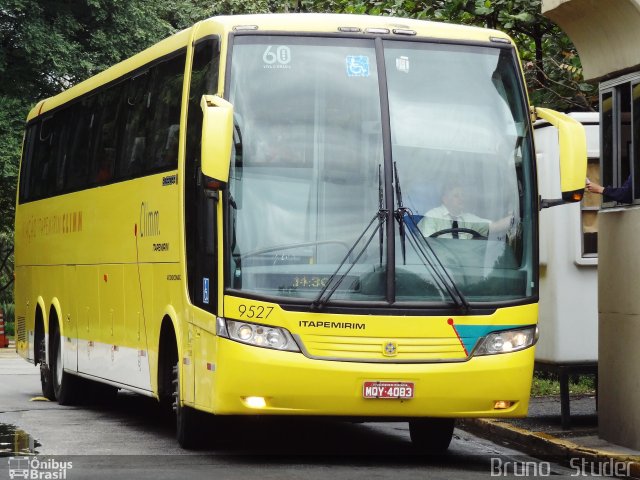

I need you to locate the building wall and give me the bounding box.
[598,208,640,448]
[543,0,640,81]
[543,0,640,450]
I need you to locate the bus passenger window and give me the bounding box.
[92,86,124,185]
[119,72,150,179]
[31,116,55,199]
[65,97,96,192]
[146,54,184,172]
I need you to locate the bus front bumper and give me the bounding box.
[210,338,534,418]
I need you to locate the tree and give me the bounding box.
[0,0,214,302]
[0,96,23,301]
[301,0,597,111]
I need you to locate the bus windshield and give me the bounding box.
[226,35,535,306]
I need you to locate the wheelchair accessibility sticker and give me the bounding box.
[346,56,370,77]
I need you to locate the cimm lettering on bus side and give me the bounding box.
[139,202,160,238]
[298,320,366,330]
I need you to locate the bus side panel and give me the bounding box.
[62,265,78,372]
[150,262,193,403]
[76,265,102,378]
[13,266,32,361]
[98,265,126,383]
[193,322,218,411]
[123,263,151,390]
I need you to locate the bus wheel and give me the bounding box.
[409,418,455,454]
[38,335,55,401]
[50,323,80,405]
[172,363,200,449]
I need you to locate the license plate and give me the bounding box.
[363,381,414,399]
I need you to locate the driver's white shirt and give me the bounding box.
[418,205,490,239]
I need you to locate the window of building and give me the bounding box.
[582,156,600,256]
[600,77,638,208]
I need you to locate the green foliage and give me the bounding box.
[0,97,23,303]
[0,0,214,100]
[531,373,596,397]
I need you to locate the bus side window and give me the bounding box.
[91,85,125,185]
[65,97,96,192]
[29,116,55,199]
[26,108,75,200]
[53,108,72,195]
[18,124,37,202]
[119,71,150,179]
[146,53,185,173]
[184,37,219,310]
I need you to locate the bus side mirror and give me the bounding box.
[200,95,233,186]
[535,107,587,208]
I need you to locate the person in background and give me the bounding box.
[585,176,632,204]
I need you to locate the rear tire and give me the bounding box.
[409,418,455,454]
[50,323,81,405]
[38,335,55,401]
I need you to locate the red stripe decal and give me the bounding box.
[448,318,468,357]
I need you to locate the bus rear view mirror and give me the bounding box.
[535,107,587,208]
[200,95,233,185]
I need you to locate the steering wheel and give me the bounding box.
[429,227,487,240]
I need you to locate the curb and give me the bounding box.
[460,419,640,477]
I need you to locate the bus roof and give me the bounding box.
[212,13,511,42]
[27,13,513,121]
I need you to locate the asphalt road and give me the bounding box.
[0,347,581,479]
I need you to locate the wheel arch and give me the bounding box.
[157,310,181,402]
[49,298,63,337]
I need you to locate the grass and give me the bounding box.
[531,373,596,397]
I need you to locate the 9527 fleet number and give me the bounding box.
[237,304,274,319]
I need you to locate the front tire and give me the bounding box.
[172,363,201,449]
[409,418,455,454]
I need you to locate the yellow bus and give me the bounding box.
[14,13,586,451]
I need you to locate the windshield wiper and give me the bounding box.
[311,165,388,311]
[393,163,470,313]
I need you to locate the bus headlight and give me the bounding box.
[473,326,538,356]
[217,318,300,352]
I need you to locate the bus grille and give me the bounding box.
[296,333,467,362]
[16,316,26,343]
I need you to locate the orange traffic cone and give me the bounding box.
[0,307,8,348]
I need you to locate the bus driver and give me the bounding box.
[418,182,514,239]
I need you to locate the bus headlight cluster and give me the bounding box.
[217,318,300,352]
[473,326,538,356]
